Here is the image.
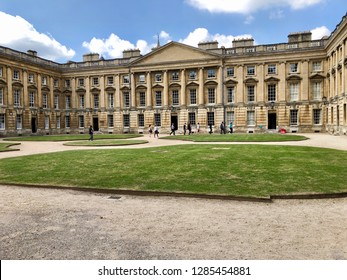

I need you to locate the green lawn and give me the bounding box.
[0,144,346,198]
[63,139,148,146]
[3,134,143,141]
[0,142,20,152]
[162,133,307,142]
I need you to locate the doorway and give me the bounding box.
[31,117,37,133]
[268,112,277,130]
[171,115,178,131]
[93,117,99,131]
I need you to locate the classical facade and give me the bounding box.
[1,14,347,136]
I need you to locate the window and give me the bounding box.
[139,92,146,107]
[108,115,114,127]
[268,64,276,74]
[28,73,34,83]
[123,114,130,127]
[227,67,234,77]
[247,111,255,126]
[246,47,255,53]
[16,115,22,129]
[207,69,216,78]
[45,116,50,129]
[29,92,35,107]
[171,72,179,81]
[107,76,114,85]
[79,116,84,128]
[268,84,276,102]
[247,85,255,102]
[94,94,99,109]
[56,116,60,129]
[123,92,130,108]
[227,87,234,103]
[190,89,197,105]
[226,111,235,124]
[42,76,47,86]
[290,63,298,73]
[172,90,179,105]
[13,70,20,80]
[79,95,85,109]
[0,67,2,77]
[208,88,215,104]
[54,95,59,109]
[123,75,130,84]
[247,66,255,76]
[65,96,71,109]
[290,83,299,101]
[188,112,196,125]
[313,109,321,125]
[207,112,214,125]
[290,110,298,125]
[312,61,322,72]
[138,114,144,127]
[14,90,21,107]
[65,116,70,128]
[155,91,162,106]
[42,93,48,108]
[0,88,3,105]
[54,79,59,88]
[312,82,322,100]
[0,114,5,130]
[65,79,71,87]
[154,113,161,126]
[108,93,114,108]
[92,77,99,86]
[189,70,197,80]
[155,73,162,82]
[78,78,85,87]
[139,74,145,83]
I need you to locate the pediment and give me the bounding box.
[309,73,325,80]
[131,42,221,67]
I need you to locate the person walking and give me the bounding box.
[88,125,94,141]
[229,122,233,134]
[209,124,213,134]
[220,122,225,134]
[154,126,159,138]
[148,124,153,137]
[183,123,187,135]
[196,122,200,133]
[187,123,192,135]
[170,123,175,135]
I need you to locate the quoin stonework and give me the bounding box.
[1,14,347,136]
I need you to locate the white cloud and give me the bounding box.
[82,33,156,59]
[185,0,323,14]
[311,26,331,40]
[0,11,75,62]
[244,15,255,24]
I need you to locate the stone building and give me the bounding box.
[0,14,347,136]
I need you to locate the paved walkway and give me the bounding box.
[1,133,347,159]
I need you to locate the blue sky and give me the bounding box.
[0,0,345,62]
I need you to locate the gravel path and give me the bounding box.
[1,133,347,259]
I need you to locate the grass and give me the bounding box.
[162,133,307,142]
[0,144,346,198]
[3,134,143,141]
[0,142,20,152]
[63,139,148,146]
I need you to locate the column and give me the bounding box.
[217,66,223,105]
[301,60,309,101]
[130,72,136,108]
[115,74,120,109]
[180,69,186,106]
[146,72,152,108]
[163,70,168,107]
[85,76,91,109]
[100,75,105,109]
[23,70,28,107]
[198,68,204,105]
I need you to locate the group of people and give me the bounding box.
[148,122,201,137]
[148,124,160,138]
[219,121,233,134]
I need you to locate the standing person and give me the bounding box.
[88,125,94,141]
[183,123,187,135]
[170,123,175,135]
[229,122,233,134]
[148,124,153,137]
[209,124,213,134]
[187,123,192,135]
[154,126,159,138]
[220,122,225,134]
[197,122,200,133]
